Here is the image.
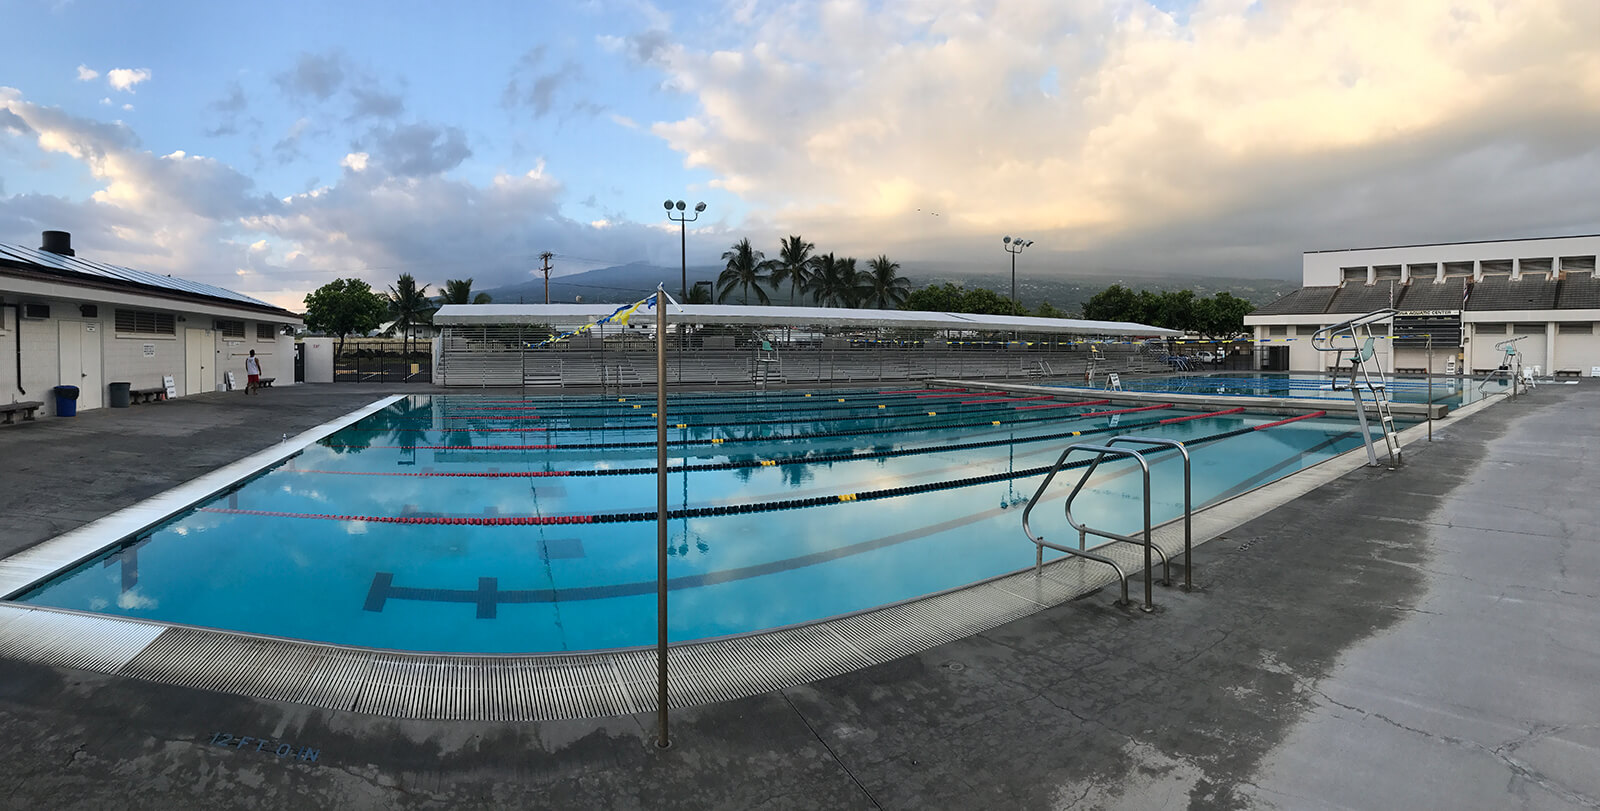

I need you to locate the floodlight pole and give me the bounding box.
[655,288,670,750]
[664,201,706,304]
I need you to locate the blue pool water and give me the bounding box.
[12,389,1385,653]
[1077,373,1506,407]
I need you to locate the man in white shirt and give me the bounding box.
[245,350,262,395]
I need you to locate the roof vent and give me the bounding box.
[40,230,74,257]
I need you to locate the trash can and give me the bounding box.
[108,382,132,408]
[53,385,80,417]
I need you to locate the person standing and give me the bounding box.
[245,350,262,395]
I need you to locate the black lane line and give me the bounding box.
[361,422,1337,611]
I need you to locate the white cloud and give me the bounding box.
[610,113,638,130]
[121,103,133,112]
[107,68,151,92]
[75,64,99,82]
[638,0,1600,274]
[341,151,369,171]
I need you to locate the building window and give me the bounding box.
[1512,323,1544,335]
[1341,267,1366,283]
[1475,323,1506,335]
[1268,326,1289,336]
[217,319,245,339]
[114,309,176,336]
[1368,324,1389,335]
[257,323,277,341]
[1294,325,1319,335]
[1557,322,1592,335]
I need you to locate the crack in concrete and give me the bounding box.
[779,690,884,811]
[1312,689,1600,809]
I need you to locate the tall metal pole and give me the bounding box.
[680,220,687,304]
[655,289,670,749]
[1010,251,1017,308]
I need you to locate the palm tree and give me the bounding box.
[386,273,434,366]
[443,278,492,305]
[716,238,775,305]
[862,255,910,309]
[807,253,862,308]
[769,235,816,306]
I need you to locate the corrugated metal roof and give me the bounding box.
[433,302,1181,336]
[1466,276,1558,311]
[1556,272,1600,309]
[1396,278,1467,311]
[0,242,281,312]
[1327,281,1397,314]
[1251,286,1338,316]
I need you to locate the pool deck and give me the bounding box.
[1,382,1597,809]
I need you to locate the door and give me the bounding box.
[185,328,213,395]
[58,320,104,410]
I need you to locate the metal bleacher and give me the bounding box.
[436,326,1151,390]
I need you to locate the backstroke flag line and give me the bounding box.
[531,291,664,348]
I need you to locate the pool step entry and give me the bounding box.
[1312,308,1402,468]
[1021,437,1194,612]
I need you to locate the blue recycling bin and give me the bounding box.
[53,385,80,417]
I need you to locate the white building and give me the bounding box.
[1245,234,1600,376]
[2,231,302,415]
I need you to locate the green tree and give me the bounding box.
[303,278,387,360]
[386,273,435,362]
[769,235,816,306]
[1034,301,1067,319]
[861,255,910,309]
[1196,292,1254,338]
[716,238,774,305]
[901,282,1025,315]
[1081,284,1145,323]
[442,278,492,305]
[808,253,862,307]
[687,281,715,304]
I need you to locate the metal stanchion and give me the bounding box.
[655,290,671,749]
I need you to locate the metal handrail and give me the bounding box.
[1309,307,1396,352]
[1021,443,1156,612]
[1107,436,1191,591]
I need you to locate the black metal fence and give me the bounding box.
[333,341,432,383]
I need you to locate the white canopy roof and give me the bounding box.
[433,302,1178,337]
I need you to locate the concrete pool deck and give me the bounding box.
[0,381,1596,808]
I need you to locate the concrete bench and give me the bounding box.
[1555,369,1583,379]
[130,387,167,404]
[0,401,44,424]
[1394,367,1425,374]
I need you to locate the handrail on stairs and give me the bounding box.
[1021,443,1165,612]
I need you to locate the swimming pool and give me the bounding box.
[10,388,1384,654]
[1078,373,1507,407]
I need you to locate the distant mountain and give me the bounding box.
[479,262,1299,312]
[481,263,719,305]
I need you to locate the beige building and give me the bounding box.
[1246,235,1600,376]
[2,231,302,415]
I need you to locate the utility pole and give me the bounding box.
[540,251,554,304]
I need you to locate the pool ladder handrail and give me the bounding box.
[1022,438,1190,612]
[1310,308,1401,468]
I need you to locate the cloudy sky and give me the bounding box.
[1,0,1597,310]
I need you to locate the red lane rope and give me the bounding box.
[915,391,1002,399]
[1076,403,1175,417]
[1014,398,1112,411]
[1253,410,1327,430]
[881,388,966,394]
[1160,407,1245,424]
[960,395,1055,405]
